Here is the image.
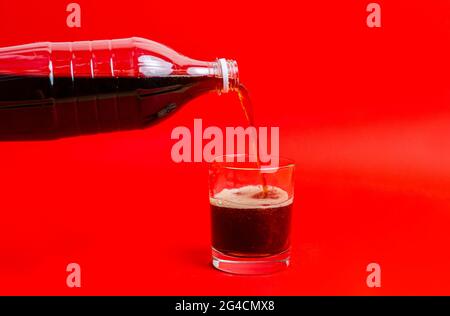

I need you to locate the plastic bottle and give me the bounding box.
[0,37,239,140]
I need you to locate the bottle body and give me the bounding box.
[0,37,238,140]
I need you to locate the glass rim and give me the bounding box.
[209,154,295,171]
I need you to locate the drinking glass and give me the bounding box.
[209,154,295,274]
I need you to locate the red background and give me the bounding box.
[1,0,450,295]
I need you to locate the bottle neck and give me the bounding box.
[215,58,239,94]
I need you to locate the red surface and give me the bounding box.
[1,0,450,295]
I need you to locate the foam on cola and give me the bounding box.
[210,185,292,257]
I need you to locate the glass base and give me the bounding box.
[211,248,290,275]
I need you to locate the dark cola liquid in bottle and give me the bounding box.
[0,37,238,140]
